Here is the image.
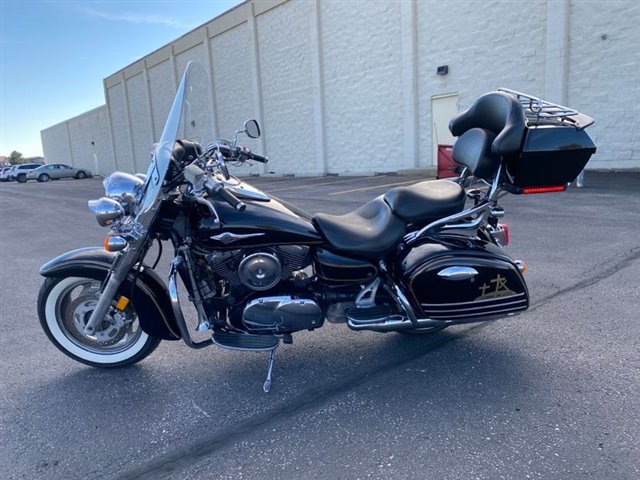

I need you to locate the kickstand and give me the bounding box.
[263,348,277,393]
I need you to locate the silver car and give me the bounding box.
[26,163,92,182]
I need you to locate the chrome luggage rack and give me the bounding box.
[498,88,594,131]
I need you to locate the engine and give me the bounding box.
[205,245,323,333]
[206,245,311,290]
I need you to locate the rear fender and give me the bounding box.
[40,247,181,340]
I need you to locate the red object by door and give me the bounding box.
[436,144,457,179]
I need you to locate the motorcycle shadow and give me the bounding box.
[32,322,538,418]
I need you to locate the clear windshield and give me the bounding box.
[137,62,214,218]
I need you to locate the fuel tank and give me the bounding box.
[191,196,323,249]
[400,241,529,322]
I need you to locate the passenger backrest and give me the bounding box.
[449,91,526,157]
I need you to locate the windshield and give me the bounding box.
[137,61,214,218]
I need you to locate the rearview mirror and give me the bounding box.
[244,119,261,139]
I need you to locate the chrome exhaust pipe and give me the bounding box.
[347,316,447,333]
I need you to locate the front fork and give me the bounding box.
[82,247,142,335]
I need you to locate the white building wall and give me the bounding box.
[416,0,547,169]
[568,0,640,169]
[40,123,71,166]
[147,59,176,143]
[41,105,114,176]
[42,0,640,176]
[322,0,404,174]
[257,0,316,174]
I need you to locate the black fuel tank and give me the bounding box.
[191,197,323,249]
[401,242,529,321]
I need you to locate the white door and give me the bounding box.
[431,93,458,166]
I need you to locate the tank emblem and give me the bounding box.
[476,274,515,300]
[210,232,265,244]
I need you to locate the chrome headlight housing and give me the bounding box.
[103,171,144,215]
[88,197,125,226]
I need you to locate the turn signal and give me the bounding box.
[515,260,528,274]
[500,223,510,246]
[103,235,128,252]
[115,296,130,311]
[522,185,567,194]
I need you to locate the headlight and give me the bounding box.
[88,197,125,226]
[103,171,144,214]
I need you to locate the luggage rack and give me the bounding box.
[498,88,594,131]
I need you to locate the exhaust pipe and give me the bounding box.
[347,315,447,333]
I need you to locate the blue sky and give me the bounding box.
[0,0,242,157]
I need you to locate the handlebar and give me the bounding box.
[204,178,246,212]
[245,150,268,163]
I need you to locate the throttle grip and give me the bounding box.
[205,180,246,211]
[247,151,268,163]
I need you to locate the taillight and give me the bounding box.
[521,185,567,194]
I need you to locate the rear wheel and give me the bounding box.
[76,171,87,179]
[38,173,50,182]
[16,174,27,183]
[38,276,161,368]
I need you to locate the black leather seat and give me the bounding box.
[383,179,466,224]
[313,197,405,260]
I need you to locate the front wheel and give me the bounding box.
[38,276,160,368]
[16,174,27,183]
[38,173,50,182]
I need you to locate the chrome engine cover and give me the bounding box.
[242,296,323,333]
[238,252,281,291]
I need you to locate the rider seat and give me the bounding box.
[313,197,405,260]
[383,179,465,224]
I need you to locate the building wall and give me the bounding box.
[42,0,640,176]
[40,105,114,175]
[568,0,640,169]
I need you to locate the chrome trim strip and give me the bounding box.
[421,292,526,307]
[422,298,528,314]
[428,305,528,320]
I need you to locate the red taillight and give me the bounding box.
[521,185,567,194]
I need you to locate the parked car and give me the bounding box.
[0,166,12,182]
[25,163,92,183]
[7,163,43,183]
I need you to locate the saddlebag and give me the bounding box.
[400,242,529,322]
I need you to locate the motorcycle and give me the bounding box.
[37,62,596,392]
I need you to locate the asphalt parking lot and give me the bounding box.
[0,172,639,479]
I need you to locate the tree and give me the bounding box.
[9,151,25,165]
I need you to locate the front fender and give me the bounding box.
[40,247,181,340]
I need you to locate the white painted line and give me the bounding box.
[328,179,417,196]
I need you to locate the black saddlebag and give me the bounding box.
[400,242,529,322]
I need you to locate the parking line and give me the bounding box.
[329,179,418,195]
[264,175,392,193]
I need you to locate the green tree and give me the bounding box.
[9,151,25,165]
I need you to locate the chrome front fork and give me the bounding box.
[83,249,140,335]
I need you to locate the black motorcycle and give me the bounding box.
[37,62,596,391]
